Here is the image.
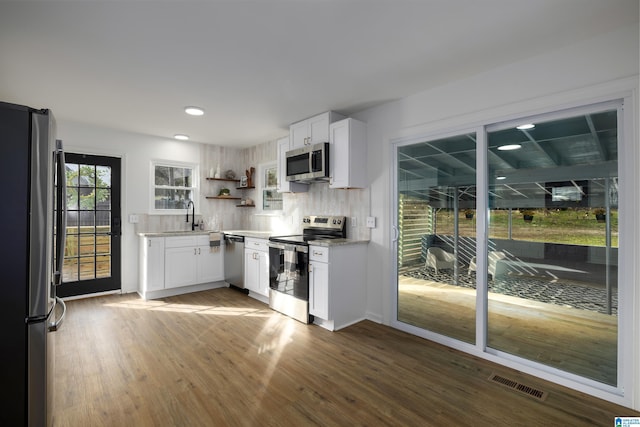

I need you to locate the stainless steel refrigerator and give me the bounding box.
[0,101,67,426]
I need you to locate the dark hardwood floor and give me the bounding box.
[53,287,638,426]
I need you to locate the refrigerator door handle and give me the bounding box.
[49,296,66,332]
[54,139,67,286]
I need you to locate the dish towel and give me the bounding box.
[209,232,221,253]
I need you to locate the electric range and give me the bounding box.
[267,216,346,323]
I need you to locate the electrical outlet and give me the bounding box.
[366,216,376,228]
[350,217,357,227]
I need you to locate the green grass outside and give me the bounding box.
[436,208,618,247]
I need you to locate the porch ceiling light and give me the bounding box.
[497,144,522,151]
[174,134,189,140]
[516,123,535,130]
[496,176,507,180]
[184,106,205,116]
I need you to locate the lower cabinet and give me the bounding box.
[244,237,269,300]
[140,236,165,292]
[139,234,224,299]
[308,243,367,331]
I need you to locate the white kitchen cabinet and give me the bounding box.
[289,111,345,149]
[329,118,367,189]
[139,236,165,294]
[309,254,329,320]
[308,242,367,331]
[138,233,224,300]
[197,240,224,283]
[277,136,308,193]
[243,238,270,300]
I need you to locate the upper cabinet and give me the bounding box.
[277,136,309,193]
[289,111,345,149]
[329,118,367,189]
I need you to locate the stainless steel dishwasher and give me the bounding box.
[223,233,245,289]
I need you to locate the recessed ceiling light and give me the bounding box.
[497,144,522,151]
[174,134,189,140]
[184,106,204,116]
[496,176,507,180]
[516,123,535,130]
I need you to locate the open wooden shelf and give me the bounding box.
[236,204,256,208]
[206,177,239,183]
[236,186,255,190]
[206,196,241,200]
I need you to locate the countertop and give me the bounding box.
[307,238,369,247]
[138,229,368,246]
[221,230,274,239]
[137,230,220,237]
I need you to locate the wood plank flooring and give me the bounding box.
[53,288,638,426]
[398,275,617,385]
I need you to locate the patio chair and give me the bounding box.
[425,247,456,273]
[467,251,507,277]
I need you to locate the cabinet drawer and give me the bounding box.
[195,235,213,247]
[165,235,198,248]
[245,238,268,252]
[309,245,329,262]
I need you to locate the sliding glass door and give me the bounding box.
[396,132,477,344]
[486,105,619,386]
[395,100,622,388]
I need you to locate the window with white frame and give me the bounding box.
[151,161,198,212]
[259,162,282,212]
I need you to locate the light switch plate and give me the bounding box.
[129,214,139,224]
[366,216,376,228]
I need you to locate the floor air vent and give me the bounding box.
[488,373,548,401]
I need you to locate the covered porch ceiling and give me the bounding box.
[398,109,619,209]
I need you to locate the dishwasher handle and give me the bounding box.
[224,234,245,243]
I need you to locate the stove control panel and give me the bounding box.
[302,215,346,230]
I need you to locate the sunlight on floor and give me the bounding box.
[104,299,272,317]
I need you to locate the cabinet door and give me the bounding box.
[244,248,259,293]
[197,245,223,283]
[308,112,330,144]
[165,246,198,288]
[289,120,309,149]
[329,119,349,189]
[329,118,367,189]
[142,237,165,292]
[257,250,270,297]
[309,260,329,319]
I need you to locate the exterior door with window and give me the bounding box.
[58,153,121,297]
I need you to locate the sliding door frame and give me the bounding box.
[389,89,637,408]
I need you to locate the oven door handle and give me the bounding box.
[267,241,287,250]
[267,242,308,253]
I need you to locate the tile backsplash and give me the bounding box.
[135,139,371,240]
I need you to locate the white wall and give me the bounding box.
[353,23,639,407]
[58,123,205,293]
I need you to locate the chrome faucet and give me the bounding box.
[186,200,196,231]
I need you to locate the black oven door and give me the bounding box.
[268,242,309,300]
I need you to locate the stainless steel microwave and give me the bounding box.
[285,142,330,182]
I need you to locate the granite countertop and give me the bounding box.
[221,230,274,239]
[137,230,369,246]
[137,230,221,237]
[307,238,369,247]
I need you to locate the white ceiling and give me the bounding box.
[0,0,637,148]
